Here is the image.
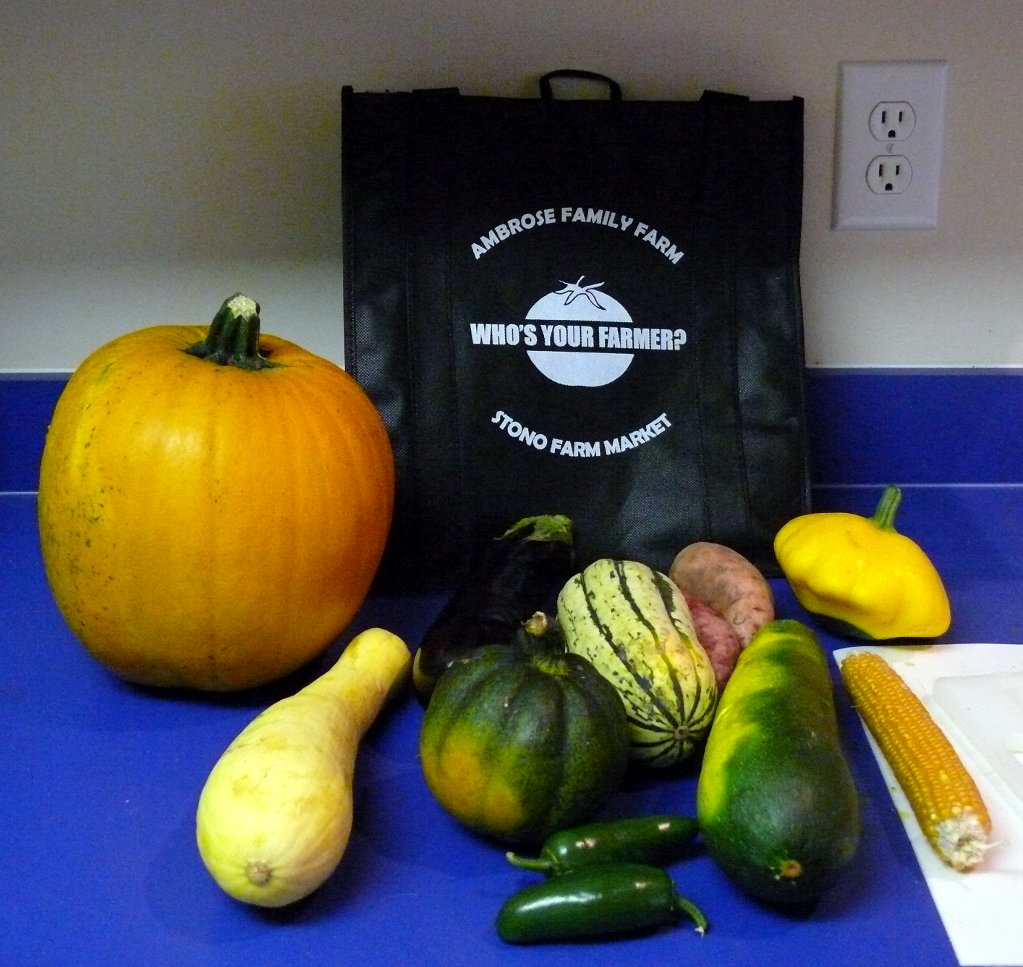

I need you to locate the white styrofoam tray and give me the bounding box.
[835,643,1023,967]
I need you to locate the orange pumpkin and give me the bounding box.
[37,294,394,691]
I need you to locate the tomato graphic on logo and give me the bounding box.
[525,277,634,387]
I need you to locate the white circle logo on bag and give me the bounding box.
[469,275,687,389]
[524,277,636,387]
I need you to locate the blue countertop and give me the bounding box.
[2,483,1022,967]
[2,369,1022,966]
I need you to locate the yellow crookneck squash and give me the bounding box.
[37,294,394,691]
[774,485,951,640]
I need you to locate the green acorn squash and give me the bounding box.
[419,640,629,845]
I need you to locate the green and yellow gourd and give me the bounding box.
[697,619,860,904]
[557,559,718,768]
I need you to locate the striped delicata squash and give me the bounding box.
[557,559,718,768]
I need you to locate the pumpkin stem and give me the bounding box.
[185,293,280,370]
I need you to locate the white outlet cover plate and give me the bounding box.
[832,60,948,230]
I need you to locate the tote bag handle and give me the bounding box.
[538,69,623,101]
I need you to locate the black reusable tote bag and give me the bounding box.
[342,71,810,591]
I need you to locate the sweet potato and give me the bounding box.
[685,594,742,690]
[669,542,774,647]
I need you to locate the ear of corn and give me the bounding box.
[839,650,992,872]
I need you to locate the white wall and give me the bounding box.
[2,0,1022,371]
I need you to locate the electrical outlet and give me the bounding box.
[832,60,948,230]
[868,101,916,141]
[866,155,912,194]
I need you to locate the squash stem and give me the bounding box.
[870,485,903,532]
[185,293,279,370]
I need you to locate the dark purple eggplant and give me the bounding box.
[411,515,574,703]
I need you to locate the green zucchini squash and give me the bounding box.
[696,619,860,904]
[557,559,717,768]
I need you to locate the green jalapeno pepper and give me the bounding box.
[505,814,700,876]
[496,862,708,944]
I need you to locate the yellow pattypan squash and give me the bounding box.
[774,485,951,640]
